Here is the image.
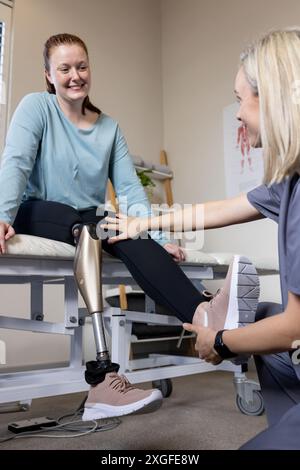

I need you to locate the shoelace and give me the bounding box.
[208,288,222,307]
[202,290,213,299]
[108,373,135,394]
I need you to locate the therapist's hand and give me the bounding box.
[183,322,223,365]
[0,221,15,254]
[163,243,186,262]
[101,213,148,243]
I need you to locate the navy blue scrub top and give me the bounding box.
[248,173,300,378]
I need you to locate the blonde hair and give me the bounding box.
[241,28,300,184]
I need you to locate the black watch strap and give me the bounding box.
[213,329,237,359]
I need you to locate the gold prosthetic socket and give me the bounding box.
[73,224,109,362]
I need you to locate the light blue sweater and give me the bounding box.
[0,92,168,245]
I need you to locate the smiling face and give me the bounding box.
[45,44,91,106]
[235,67,261,148]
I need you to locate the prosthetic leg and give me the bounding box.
[73,223,162,420]
[73,224,119,385]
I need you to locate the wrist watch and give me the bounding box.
[213,329,237,359]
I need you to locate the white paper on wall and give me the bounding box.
[223,102,264,198]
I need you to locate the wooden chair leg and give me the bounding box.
[119,284,128,310]
[160,150,174,207]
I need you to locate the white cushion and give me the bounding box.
[183,249,279,273]
[4,235,279,274]
[182,249,219,265]
[6,234,75,258]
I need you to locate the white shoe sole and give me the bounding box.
[82,389,163,421]
[224,255,260,330]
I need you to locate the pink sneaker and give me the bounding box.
[193,255,260,331]
[82,372,163,420]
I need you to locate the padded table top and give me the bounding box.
[0,234,279,276]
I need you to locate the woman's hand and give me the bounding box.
[100,213,148,244]
[163,243,186,262]
[183,322,223,365]
[0,221,15,254]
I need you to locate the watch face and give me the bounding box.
[213,333,224,356]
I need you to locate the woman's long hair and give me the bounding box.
[241,28,300,184]
[43,33,101,116]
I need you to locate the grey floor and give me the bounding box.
[0,370,267,450]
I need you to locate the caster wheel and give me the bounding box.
[19,403,30,412]
[152,378,173,398]
[236,390,264,416]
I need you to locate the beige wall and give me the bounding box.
[1,0,163,367]
[161,0,300,301]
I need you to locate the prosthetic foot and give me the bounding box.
[73,223,162,419]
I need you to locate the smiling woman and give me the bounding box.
[43,33,101,126]
[234,68,260,149]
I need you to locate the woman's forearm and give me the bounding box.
[224,292,300,356]
[143,204,202,233]
[204,194,262,229]
[223,311,300,356]
[142,193,262,233]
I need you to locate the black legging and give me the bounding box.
[13,200,205,323]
